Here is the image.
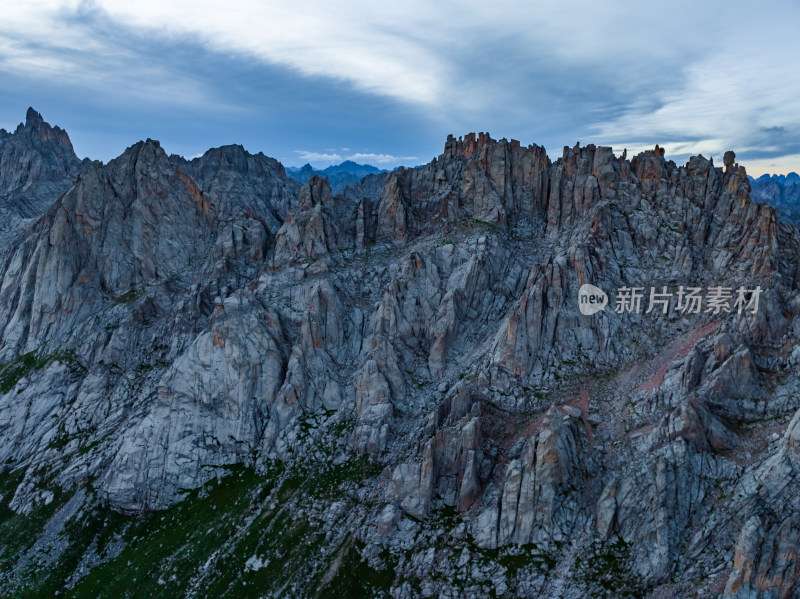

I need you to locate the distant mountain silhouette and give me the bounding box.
[286,160,388,193]
[749,172,800,225]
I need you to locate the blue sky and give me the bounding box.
[1,1,799,176]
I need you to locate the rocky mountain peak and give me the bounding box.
[116,137,167,170]
[11,106,73,151]
[444,131,497,159]
[0,108,81,242]
[24,106,44,128]
[298,174,332,210]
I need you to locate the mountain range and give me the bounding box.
[286,160,388,194]
[750,173,800,227]
[0,109,799,598]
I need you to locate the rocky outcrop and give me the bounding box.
[0,108,83,245]
[472,406,587,549]
[0,139,215,358]
[390,384,484,518]
[717,408,800,599]
[100,292,286,511]
[273,175,342,265]
[173,143,299,234]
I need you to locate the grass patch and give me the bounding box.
[466,219,497,232]
[277,451,384,503]
[110,288,143,305]
[66,454,383,597]
[467,538,557,578]
[0,468,67,596]
[67,465,277,598]
[574,536,644,598]
[0,349,85,394]
[1,436,388,597]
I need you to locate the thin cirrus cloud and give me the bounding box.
[92,0,450,107]
[0,2,240,109]
[590,34,800,171]
[0,1,799,174]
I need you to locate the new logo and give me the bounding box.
[578,284,608,316]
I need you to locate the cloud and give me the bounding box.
[0,1,735,118]
[349,153,418,165]
[742,154,800,178]
[294,151,344,164]
[588,6,800,170]
[0,3,242,112]
[1,0,799,173]
[91,0,451,107]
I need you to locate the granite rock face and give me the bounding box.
[0,108,83,245]
[1,114,799,598]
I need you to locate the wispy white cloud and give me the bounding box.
[0,1,734,116]
[588,5,800,172]
[349,153,418,165]
[91,0,451,108]
[294,151,343,164]
[0,2,241,111]
[1,0,799,173]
